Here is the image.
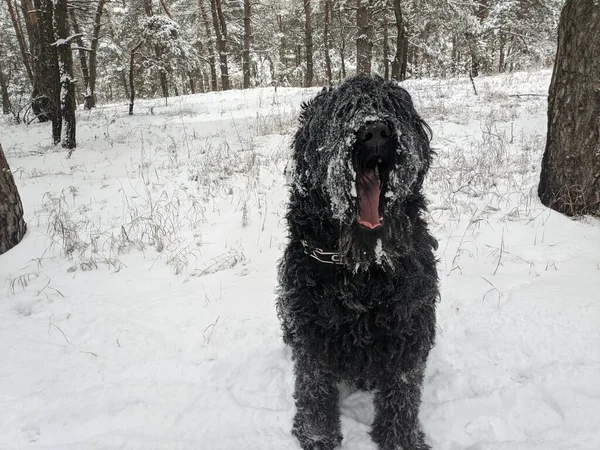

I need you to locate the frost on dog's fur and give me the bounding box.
[277,75,439,450]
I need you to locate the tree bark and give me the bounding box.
[391,0,407,81]
[336,0,346,80]
[538,0,600,216]
[143,0,169,99]
[303,0,313,87]
[0,143,27,255]
[0,70,11,115]
[129,41,143,115]
[277,14,286,84]
[36,0,61,140]
[242,0,252,89]
[199,0,218,91]
[4,0,34,86]
[356,0,371,76]
[323,0,333,85]
[87,0,106,108]
[469,0,489,77]
[54,0,76,150]
[382,11,389,80]
[68,8,91,109]
[210,0,229,90]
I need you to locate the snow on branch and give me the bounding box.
[51,33,85,47]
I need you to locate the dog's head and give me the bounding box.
[289,75,433,268]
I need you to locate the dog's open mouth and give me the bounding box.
[357,162,386,230]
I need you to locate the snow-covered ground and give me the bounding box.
[1,70,599,450]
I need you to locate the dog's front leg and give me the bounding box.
[370,363,430,450]
[291,356,342,450]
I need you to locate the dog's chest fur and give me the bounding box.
[279,241,437,380]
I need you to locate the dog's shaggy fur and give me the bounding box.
[276,76,439,450]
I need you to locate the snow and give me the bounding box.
[1,70,600,449]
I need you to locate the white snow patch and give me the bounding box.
[1,69,599,449]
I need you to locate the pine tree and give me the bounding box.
[538,0,600,216]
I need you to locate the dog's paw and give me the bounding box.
[293,428,342,450]
[371,427,430,450]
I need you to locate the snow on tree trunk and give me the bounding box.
[54,0,76,150]
[538,0,600,216]
[0,143,27,255]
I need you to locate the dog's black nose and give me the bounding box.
[357,122,392,149]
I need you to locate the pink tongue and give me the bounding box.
[357,170,382,229]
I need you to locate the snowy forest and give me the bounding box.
[1,0,561,119]
[1,0,600,448]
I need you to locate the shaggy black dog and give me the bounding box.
[276,75,439,450]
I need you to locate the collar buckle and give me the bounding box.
[301,240,343,265]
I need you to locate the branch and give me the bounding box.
[51,33,85,47]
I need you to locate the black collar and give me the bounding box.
[301,240,344,265]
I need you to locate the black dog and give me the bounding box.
[276,76,439,450]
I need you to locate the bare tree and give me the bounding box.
[0,143,27,255]
[199,0,218,91]
[37,0,61,141]
[391,0,408,81]
[356,0,372,75]
[54,0,76,150]
[69,9,91,109]
[382,8,389,80]
[210,0,229,90]
[0,70,11,114]
[242,0,252,89]
[304,0,313,86]
[538,0,600,216]
[4,0,34,86]
[143,0,169,99]
[323,0,333,85]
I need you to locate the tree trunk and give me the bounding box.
[356,0,371,75]
[303,0,313,87]
[36,0,61,141]
[538,0,600,216]
[469,0,489,78]
[129,41,143,115]
[242,0,251,89]
[4,0,34,86]
[210,0,229,90]
[143,0,169,99]
[383,12,389,80]
[68,8,91,109]
[0,70,11,115]
[391,0,407,81]
[199,0,218,91]
[276,14,286,84]
[324,0,333,85]
[0,143,27,255]
[334,0,346,81]
[87,0,106,108]
[498,35,506,73]
[55,0,76,150]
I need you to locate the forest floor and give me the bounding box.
[1,70,599,449]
